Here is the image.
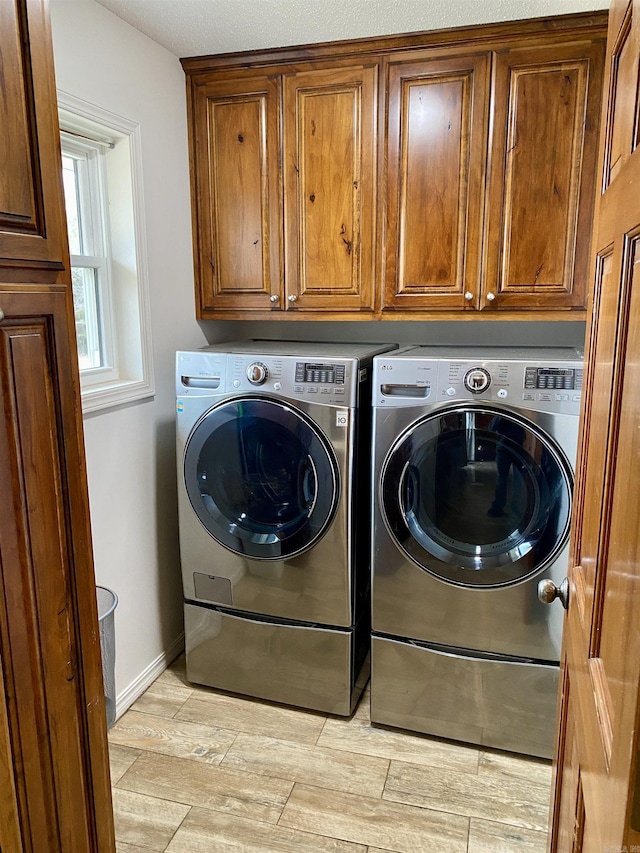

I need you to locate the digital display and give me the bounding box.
[295,362,345,384]
[524,367,582,391]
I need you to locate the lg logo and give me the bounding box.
[380,364,394,371]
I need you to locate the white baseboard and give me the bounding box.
[114,633,185,720]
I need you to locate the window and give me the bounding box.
[58,93,154,413]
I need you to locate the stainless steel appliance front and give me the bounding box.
[370,346,583,756]
[177,340,396,715]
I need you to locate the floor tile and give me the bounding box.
[279,782,469,853]
[110,709,236,764]
[117,750,292,824]
[130,681,194,718]
[479,749,553,788]
[109,743,141,785]
[165,806,368,852]
[318,713,479,774]
[112,788,189,851]
[221,732,389,797]
[176,692,325,745]
[109,659,553,853]
[383,758,549,832]
[468,817,549,852]
[155,655,189,688]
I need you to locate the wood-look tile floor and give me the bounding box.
[108,656,552,853]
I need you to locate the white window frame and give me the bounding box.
[58,92,155,414]
[61,133,118,384]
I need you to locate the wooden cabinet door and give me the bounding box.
[188,74,283,315]
[0,288,115,852]
[282,63,377,313]
[0,0,69,275]
[483,40,605,312]
[382,53,490,312]
[549,2,640,849]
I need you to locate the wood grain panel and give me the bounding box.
[0,288,115,852]
[596,233,640,736]
[0,675,23,852]
[550,5,640,843]
[0,311,92,851]
[549,665,585,853]
[298,88,358,292]
[0,0,68,274]
[283,64,377,312]
[0,0,38,227]
[383,53,489,311]
[189,74,282,313]
[503,63,585,286]
[211,98,269,291]
[569,250,616,632]
[485,41,604,311]
[604,5,639,186]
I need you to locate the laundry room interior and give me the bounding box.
[3,0,640,851]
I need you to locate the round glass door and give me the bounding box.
[380,406,573,587]
[184,396,340,560]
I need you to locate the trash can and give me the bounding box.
[96,585,118,729]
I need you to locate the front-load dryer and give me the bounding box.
[176,340,396,715]
[370,346,583,756]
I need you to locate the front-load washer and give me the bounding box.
[370,346,583,757]
[176,340,396,715]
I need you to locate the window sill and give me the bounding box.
[81,377,155,415]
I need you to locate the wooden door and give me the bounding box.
[0,290,115,851]
[187,73,283,316]
[0,0,68,272]
[0,1,115,850]
[549,2,640,849]
[382,52,490,312]
[282,63,377,313]
[484,40,604,312]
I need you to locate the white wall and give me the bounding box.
[49,0,591,712]
[49,0,229,710]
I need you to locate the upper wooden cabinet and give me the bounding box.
[187,62,377,317]
[189,73,282,314]
[482,41,605,312]
[0,0,69,278]
[283,64,377,313]
[183,12,607,321]
[382,52,490,312]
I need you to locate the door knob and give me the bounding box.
[464,292,474,301]
[287,294,298,303]
[538,577,569,610]
[486,292,496,302]
[269,294,279,303]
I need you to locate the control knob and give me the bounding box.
[464,367,491,394]
[247,362,269,385]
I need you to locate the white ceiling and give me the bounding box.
[92,0,606,59]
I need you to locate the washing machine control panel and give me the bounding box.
[177,352,360,406]
[374,351,583,415]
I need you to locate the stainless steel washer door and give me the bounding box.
[380,406,573,588]
[184,396,340,560]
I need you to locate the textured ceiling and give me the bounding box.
[92,0,606,58]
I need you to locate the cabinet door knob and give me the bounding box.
[486,292,496,302]
[287,294,298,303]
[464,292,474,302]
[269,294,279,304]
[0,309,4,322]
